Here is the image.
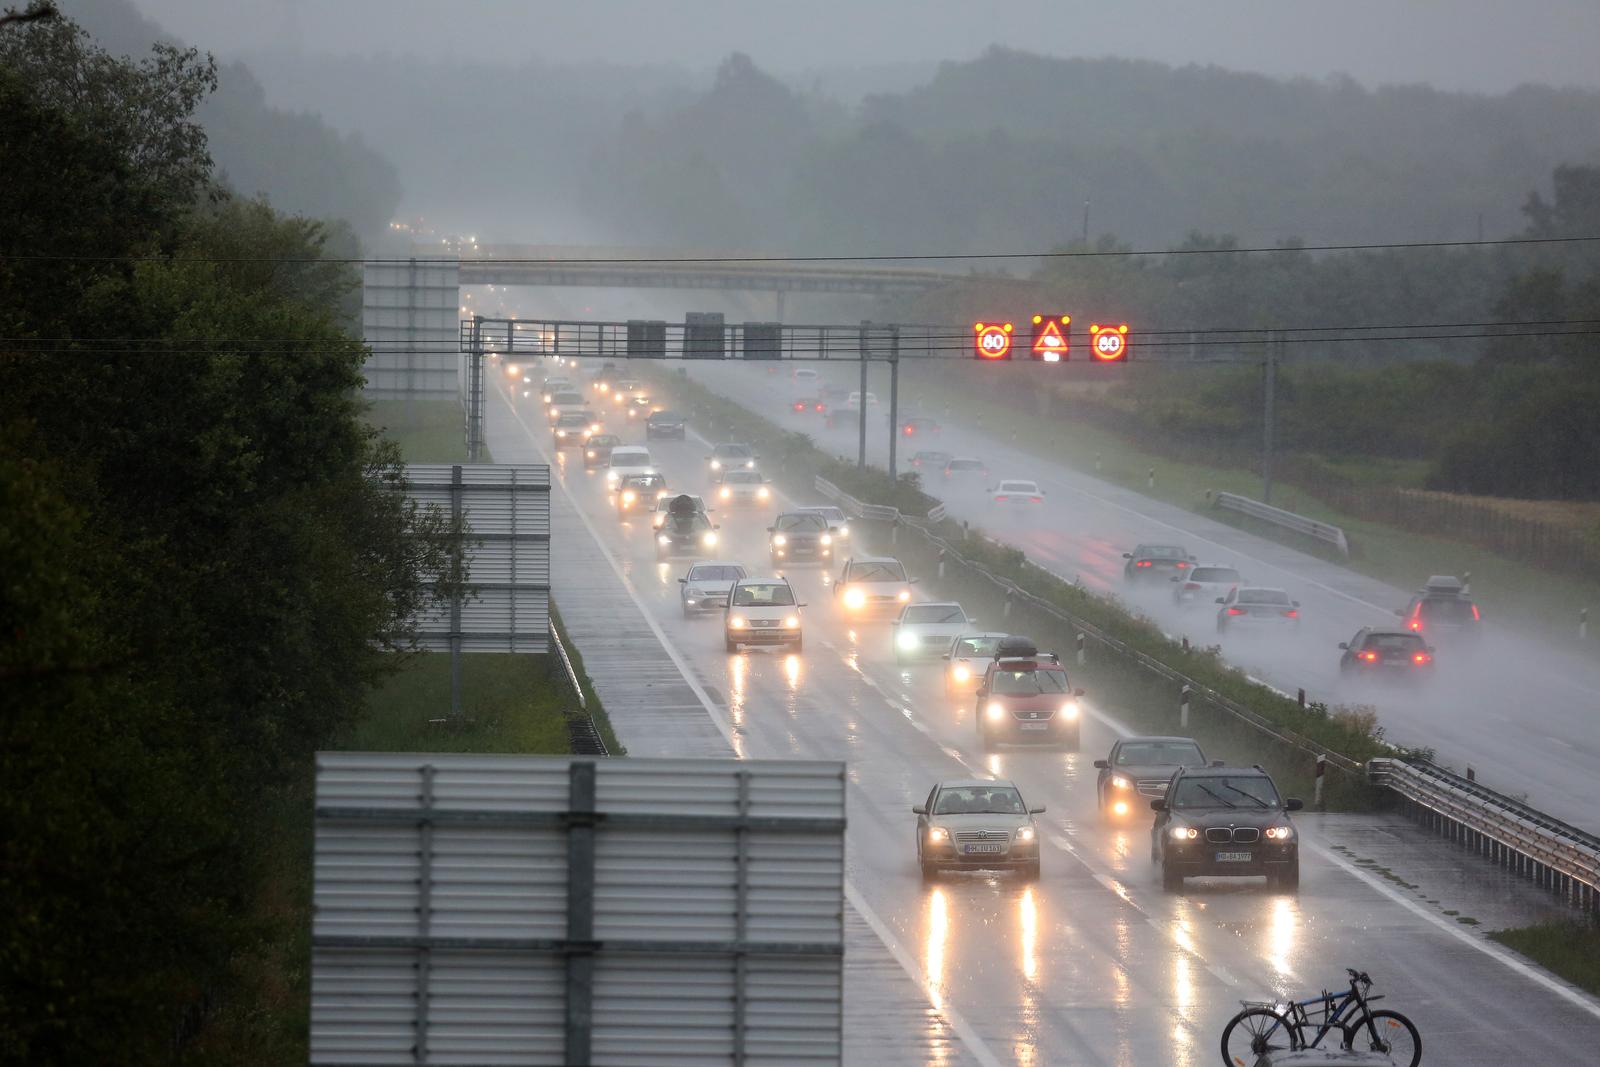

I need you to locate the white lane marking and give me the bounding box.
[1305,840,1600,1021]
[496,384,1009,1067]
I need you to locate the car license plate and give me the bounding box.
[1216,851,1253,863]
[963,843,1003,854]
[753,621,775,628]
[1020,722,1049,731]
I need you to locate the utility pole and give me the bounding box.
[1081,199,1090,245]
[1262,332,1277,505]
[857,321,870,470]
[887,327,901,482]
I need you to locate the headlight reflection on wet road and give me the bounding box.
[924,888,948,1012]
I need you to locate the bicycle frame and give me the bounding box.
[1249,974,1385,1049]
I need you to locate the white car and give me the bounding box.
[725,577,805,652]
[652,493,710,529]
[792,368,819,387]
[845,391,879,412]
[892,602,977,664]
[1216,586,1301,633]
[605,446,656,486]
[991,479,1044,507]
[834,556,916,617]
[716,469,771,506]
[547,389,587,424]
[678,561,747,617]
[794,505,849,543]
[1172,564,1243,607]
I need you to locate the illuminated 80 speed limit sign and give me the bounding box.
[973,321,1015,360]
[1089,323,1129,362]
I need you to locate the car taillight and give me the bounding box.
[1358,650,1378,662]
[793,401,804,411]
[1030,496,1042,503]
[1409,604,1424,631]
[1227,607,1246,615]
[1471,604,1480,621]
[1282,609,1298,618]
[1136,560,1152,568]
[903,426,914,435]
[995,495,1008,502]
[1175,561,1190,569]
[1413,652,1432,664]
[1184,582,1200,590]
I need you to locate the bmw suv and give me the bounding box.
[1150,764,1303,891]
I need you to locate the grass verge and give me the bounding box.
[1489,921,1600,996]
[900,367,1600,651]
[364,398,489,464]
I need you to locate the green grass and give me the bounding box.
[1490,922,1600,996]
[364,398,487,464]
[903,372,1600,651]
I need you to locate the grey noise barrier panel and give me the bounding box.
[310,754,846,1065]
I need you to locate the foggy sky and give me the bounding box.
[131,0,1600,95]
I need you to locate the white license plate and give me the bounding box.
[1019,722,1049,731]
[752,621,776,628]
[1216,851,1253,863]
[963,843,1004,854]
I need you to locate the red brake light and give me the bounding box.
[1030,496,1042,503]
[995,495,1008,502]
[1282,609,1298,618]
[1175,561,1190,569]
[1358,650,1378,661]
[1413,652,1432,664]
[903,426,914,435]
[1136,560,1152,568]
[1471,604,1480,621]
[1227,607,1246,615]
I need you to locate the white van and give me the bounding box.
[605,446,656,486]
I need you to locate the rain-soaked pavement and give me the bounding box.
[486,376,1600,1065]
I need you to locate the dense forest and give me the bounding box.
[1,11,459,1062]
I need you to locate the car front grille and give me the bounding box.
[1205,827,1260,844]
[954,830,1011,843]
[1010,709,1054,721]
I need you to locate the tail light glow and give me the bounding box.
[1227,607,1247,615]
[1413,652,1432,664]
[1358,650,1378,662]
[1471,604,1480,621]
[1030,496,1043,503]
[995,495,1008,502]
[1282,609,1298,618]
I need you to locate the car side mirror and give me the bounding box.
[1337,642,1348,650]
[1028,805,1046,815]
[1215,597,1226,604]
[940,652,951,659]
[1121,552,1132,559]
[1072,688,1085,697]
[678,577,687,584]
[1092,759,1109,769]
[976,686,988,697]
[911,805,926,815]
[1427,645,1436,654]
[766,526,774,532]
[1285,798,1305,812]
[714,524,721,530]
[1150,800,1167,812]
[1292,600,1300,607]
[797,602,808,608]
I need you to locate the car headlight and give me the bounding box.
[1171,826,1199,841]
[897,631,920,651]
[507,364,520,377]
[657,535,670,546]
[687,587,703,599]
[621,490,636,505]
[702,532,718,547]
[745,459,755,468]
[838,526,849,538]
[820,533,832,545]
[897,589,911,602]
[1060,701,1081,719]
[951,664,970,683]
[720,487,731,499]
[985,702,1005,722]
[729,615,747,629]
[772,534,787,546]
[757,486,770,499]
[927,827,948,843]
[710,459,722,470]
[586,450,595,458]
[1111,775,1131,790]
[843,587,865,610]
[783,615,800,628]
[1016,826,1035,843]
[590,423,600,432]
[1264,826,1294,840]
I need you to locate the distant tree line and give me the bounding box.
[0,14,457,1063]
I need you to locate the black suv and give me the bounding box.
[1093,736,1209,822]
[1150,764,1303,892]
[1398,575,1481,642]
[1123,543,1196,582]
[1339,628,1434,683]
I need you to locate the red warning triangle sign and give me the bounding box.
[1033,318,1067,355]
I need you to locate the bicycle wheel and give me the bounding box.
[1347,1009,1420,1067]
[1220,1006,1298,1066]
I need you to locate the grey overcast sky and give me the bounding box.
[130,0,1600,94]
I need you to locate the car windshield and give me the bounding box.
[590,435,620,446]
[1138,545,1186,559]
[1171,775,1281,809]
[1368,633,1426,651]
[650,411,680,421]
[775,514,827,532]
[953,636,1002,658]
[948,460,983,471]
[1190,567,1241,583]
[666,513,711,533]
[715,445,753,458]
[557,414,589,426]
[801,507,845,523]
[732,583,795,607]
[1421,598,1475,622]
[690,565,744,582]
[623,474,665,490]
[553,392,583,405]
[848,561,906,582]
[1239,589,1292,605]
[724,470,762,484]
[998,481,1037,493]
[933,786,1026,816]
[1115,742,1206,767]
[903,604,968,625]
[991,668,1070,695]
[611,451,650,466]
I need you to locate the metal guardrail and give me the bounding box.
[549,616,608,756]
[1370,757,1599,911]
[1212,491,1350,557]
[813,475,944,524]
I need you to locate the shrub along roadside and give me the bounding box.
[644,364,1388,808]
[1488,922,1600,997]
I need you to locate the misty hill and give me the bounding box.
[58,0,401,239]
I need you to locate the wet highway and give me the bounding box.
[485,367,1600,1065]
[683,361,1600,836]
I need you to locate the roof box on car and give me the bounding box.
[1423,575,1465,595]
[994,635,1038,659]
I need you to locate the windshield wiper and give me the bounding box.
[1221,784,1271,807]
[1193,785,1236,808]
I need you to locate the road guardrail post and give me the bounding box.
[1180,684,1192,728]
[1581,607,1589,641]
[1076,632,1086,667]
[1314,753,1326,809]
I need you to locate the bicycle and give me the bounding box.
[1220,968,1420,1066]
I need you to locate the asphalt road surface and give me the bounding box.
[484,368,1600,1066]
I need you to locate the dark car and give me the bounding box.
[583,432,622,469]
[769,511,833,565]
[1340,628,1434,682]
[655,495,720,560]
[789,395,829,416]
[1093,736,1209,821]
[975,636,1085,751]
[645,410,686,440]
[1123,543,1196,582]
[897,416,942,438]
[910,449,954,471]
[1151,765,1303,891]
[1398,575,1481,642]
[616,472,668,519]
[942,457,989,482]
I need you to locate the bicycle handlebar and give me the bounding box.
[1345,968,1372,986]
